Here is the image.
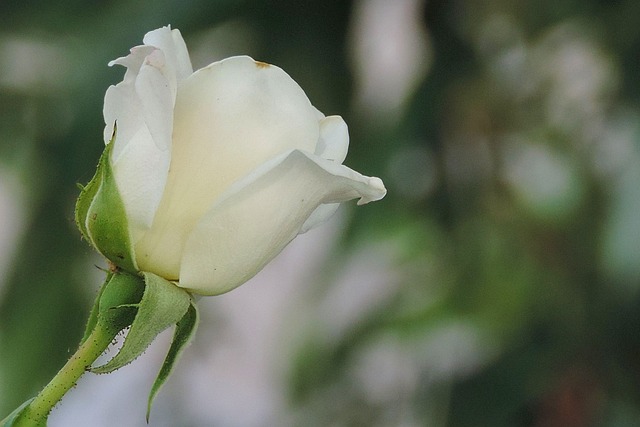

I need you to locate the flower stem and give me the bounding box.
[13,323,116,426]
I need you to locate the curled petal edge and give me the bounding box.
[316,115,349,164]
[177,149,386,295]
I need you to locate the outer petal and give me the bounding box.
[110,125,170,239]
[178,149,386,295]
[103,28,191,240]
[103,45,154,153]
[134,56,320,279]
[164,55,320,203]
[104,55,172,240]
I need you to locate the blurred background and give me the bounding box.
[2,0,640,426]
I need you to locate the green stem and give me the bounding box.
[13,323,116,426]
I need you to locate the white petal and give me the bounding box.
[111,125,170,242]
[103,83,144,161]
[143,26,193,81]
[313,106,326,120]
[316,115,349,163]
[134,56,320,279]
[103,29,186,237]
[103,46,155,150]
[106,27,192,154]
[178,149,387,295]
[135,53,174,151]
[107,46,156,84]
[301,115,354,232]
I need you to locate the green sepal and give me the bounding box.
[75,130,137,273]
[96,270,146,334]
[75,153,102,244]
[147,300,199,422]
[92,272,191,374]
[0,398,36,427]
[82,270,145,345]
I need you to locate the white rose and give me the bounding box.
[77,26,386,296]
